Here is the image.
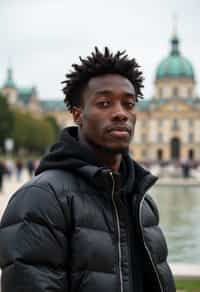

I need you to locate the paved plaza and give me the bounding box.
[0,171,31,290]
[0,170,30,219]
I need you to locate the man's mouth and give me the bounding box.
[107,126,131,138]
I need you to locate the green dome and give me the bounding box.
[156,35,195,80]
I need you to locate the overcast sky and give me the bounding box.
[0,0,199,100]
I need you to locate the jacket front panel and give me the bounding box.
[68,188,118,292]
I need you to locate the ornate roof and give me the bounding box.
[40,99,66,111]
[155,34,195,81]
[18,87,34,104]
[137,97,200,112]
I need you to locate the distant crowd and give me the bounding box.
[1,158,199,193]
[0,159,40,192]
[142,158,200,179]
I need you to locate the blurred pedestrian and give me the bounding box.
[181,159,191,178]
[16,159,23,181]
[5,159,15,179]
[0,160,6,192]
[26,159,35,177]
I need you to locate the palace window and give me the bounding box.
[158,119,164,127]
[141,120,146,128]
[188,119,194,128]
[141,149,147,159]
[172,119,179,130]
[188,133,194,143]
[141,133,147,143]
[188,87,192,97]
[159,88,163,98]
[173,87,179,97]
[157,133,163,143]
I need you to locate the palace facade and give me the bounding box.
[133,33,200,162]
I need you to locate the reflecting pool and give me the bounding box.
[152,185,200,264]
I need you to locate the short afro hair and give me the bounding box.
[62,47,144,111]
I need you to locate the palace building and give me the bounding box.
[1,31,200,162]
[133,32,200,162]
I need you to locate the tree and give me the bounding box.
[12,110,29,151]
[12,109,57,154]
[45,116,60,139]
[0,94,14,151]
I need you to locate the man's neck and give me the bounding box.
[78,132,122,172]
[94,150,122,172]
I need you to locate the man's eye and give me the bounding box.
[125,102,135,108]
[98,101,110,107]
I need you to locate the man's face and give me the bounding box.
[73,74,137,153]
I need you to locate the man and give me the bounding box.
[0,47,175,292]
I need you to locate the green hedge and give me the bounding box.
[176,279,200,291]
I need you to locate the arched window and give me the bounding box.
[171,137,181,160]
[188,149,194,160]
[157,149,163,161]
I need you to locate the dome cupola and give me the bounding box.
[155,34,195,81]
[154,30,196,99]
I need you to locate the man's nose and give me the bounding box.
[111,103,128,121]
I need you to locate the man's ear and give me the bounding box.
[72,106,83,127]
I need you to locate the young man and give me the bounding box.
[0,48,175,292]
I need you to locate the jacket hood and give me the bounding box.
[36,127,102,175]
[36,126,158,195]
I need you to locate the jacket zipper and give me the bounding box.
[110,172,123,292]
[125,202,134,292]
[139,196,164,292]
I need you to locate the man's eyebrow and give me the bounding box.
[124,93,136,98]
[94,90,136,97]
[94,90,113,96]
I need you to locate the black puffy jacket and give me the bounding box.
[0,127,175,292]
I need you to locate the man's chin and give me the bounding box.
[96,143,129,155]
[109,145,129,154]
[86,138,129,155]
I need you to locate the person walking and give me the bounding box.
[26,159,35,177]
[15,159,23,181]
[0,160,5,193]
[0,47,175,292]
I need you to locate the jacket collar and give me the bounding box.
[133,161,158,195]
[75,160,158,198]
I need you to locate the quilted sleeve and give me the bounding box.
[0,183,69,292]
